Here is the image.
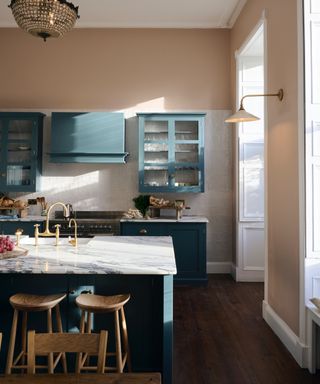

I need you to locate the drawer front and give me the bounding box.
[0,221,44,237]
[121,222,167,236]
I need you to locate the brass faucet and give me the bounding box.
[68,218,78,247]
[34,202,69,246]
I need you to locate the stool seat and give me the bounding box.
[76,293,130,313]
[10,293,66,312]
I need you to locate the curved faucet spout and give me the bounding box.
[68,218,78,247]
[39,202,69,237]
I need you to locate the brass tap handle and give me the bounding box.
[15,228,23,247]
[34,224,40,246]
[54,224,61,246]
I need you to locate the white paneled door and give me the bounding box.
[234,23,265,282]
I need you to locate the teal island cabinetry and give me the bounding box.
[137,113,205,193]
[0,236,175,384]
[121,217,208,285]
[0,112,44,192]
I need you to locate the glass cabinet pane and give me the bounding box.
[175,121,198,140]
[144,143,168,163]
[144,121,168,141]
[175,144,198,163]
[144,166,168,187]
[6,165,31,186]
[8,120,33,141]
[7,143,32,163]
[174,167,200,187]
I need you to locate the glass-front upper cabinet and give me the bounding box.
[0,113,44,192]
[138,113,205,192]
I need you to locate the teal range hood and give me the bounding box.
[49,112,129,163]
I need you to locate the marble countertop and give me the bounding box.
[0,215,45,222]
[0,236,176,275]
[120,215,209,223]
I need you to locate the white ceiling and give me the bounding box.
[0,0,247,29]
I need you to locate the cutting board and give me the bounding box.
[0,247,28,260]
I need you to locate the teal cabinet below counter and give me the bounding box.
[121,221,207,285]
[0,221,43,237]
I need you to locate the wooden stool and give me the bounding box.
[5,293,67,374]
[75,293,131,373]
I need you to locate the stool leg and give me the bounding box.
[114,309,122,373]
[21,312,28,369]
[77,310,86,373]
[47,308,54,374]
[85,312,92,367]
[55,304,67,373]
[120,306,132,372]
[5,309,19,374]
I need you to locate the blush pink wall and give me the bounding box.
[230,0,300,335]
[0,28,230,110]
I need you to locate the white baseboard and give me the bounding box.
[263,300,308,367]
[230,263,264,281]
[207,262,232,274]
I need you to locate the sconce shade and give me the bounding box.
[224,108,260,123]
[225,89,284,124]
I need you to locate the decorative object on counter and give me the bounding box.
[0,195,28,218]
[9,0,80,42]
[123,209,144,220]
[148,196,190,220]
[149,195,173,208]
[37,196,48,216]
[132,195,150,217]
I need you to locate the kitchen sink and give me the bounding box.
[19,237,92,246]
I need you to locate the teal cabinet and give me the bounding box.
[121,221,207,285]
[50,112,128,163]
[0,221,44,236]
[137,113,205,193]
[0,112,44,192]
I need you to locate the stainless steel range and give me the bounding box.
[50,211,124,237]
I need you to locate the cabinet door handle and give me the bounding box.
[139,229,148,235]
[1,173,6,178]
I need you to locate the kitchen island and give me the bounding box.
[0,236,176,384]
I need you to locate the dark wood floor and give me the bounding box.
[173,275,320,384]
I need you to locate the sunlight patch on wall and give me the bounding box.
[40,170,100,193]
[121,97,166,118]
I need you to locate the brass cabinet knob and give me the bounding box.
[139,229,148,235]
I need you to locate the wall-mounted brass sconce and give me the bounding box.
[225,89,284,123]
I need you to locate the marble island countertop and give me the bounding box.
[0,236,176,275]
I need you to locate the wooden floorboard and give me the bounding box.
[173,275,320,384]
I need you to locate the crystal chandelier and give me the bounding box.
[9,0,80,42]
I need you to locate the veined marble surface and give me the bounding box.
[121,215,209,223]
[0,236,176,275]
